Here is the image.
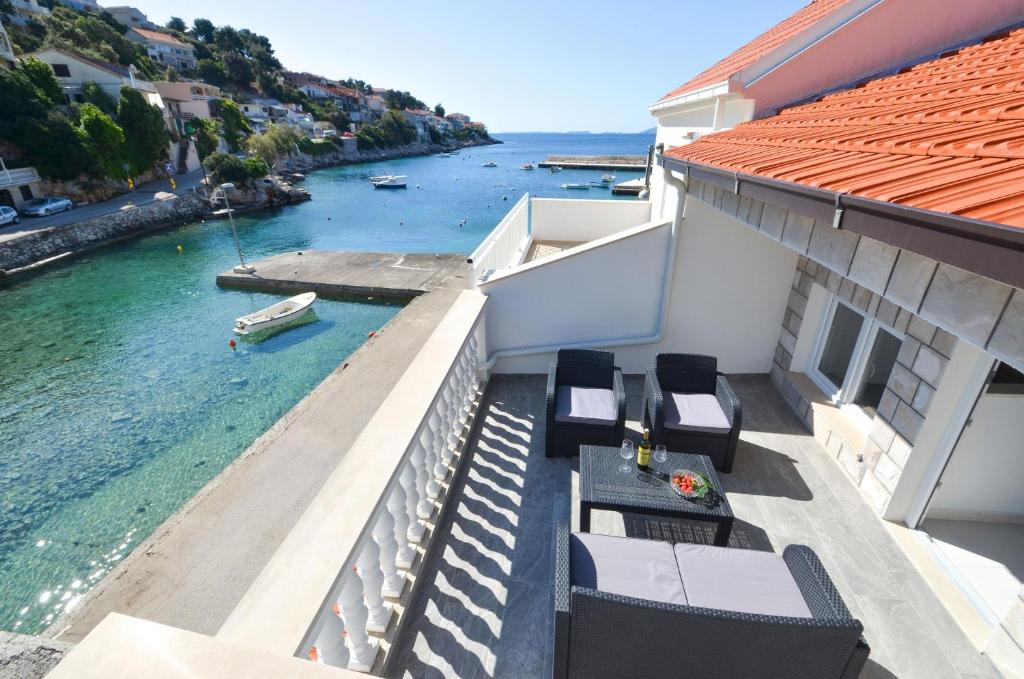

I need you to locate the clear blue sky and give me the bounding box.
[119,0,809,133]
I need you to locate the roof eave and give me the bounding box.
[659,154,1024,290]
[648,80,735,115]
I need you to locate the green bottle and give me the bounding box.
[637,429,651,471]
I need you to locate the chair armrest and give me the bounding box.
[643,368,664,434]
[553,520,571,679]
[546,361,558,456]
[612,368,626,436]
[783,545,858,624]
[715,375,742,431]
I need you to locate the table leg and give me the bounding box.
[580,502,591,533]
[714,518,733,547]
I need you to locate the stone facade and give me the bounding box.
[0,631,72,679]
[687,177,1024,514]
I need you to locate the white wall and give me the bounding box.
[530,198,652,243]
[483,221,671,369]
[491,182,798,375]
[927,392,1024,522]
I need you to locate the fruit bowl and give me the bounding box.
[670,469,711,498]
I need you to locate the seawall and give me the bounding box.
[291,136,499,171]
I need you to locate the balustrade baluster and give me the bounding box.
[432,399,450,485]
[356,540,392,634]
[337,575,377,672]
[374,500,406,598]
[400,460,425,547]
[309,607,349,668]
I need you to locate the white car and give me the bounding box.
[0,205,18,226]
[20,196,73,217]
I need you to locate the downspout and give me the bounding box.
[481,152,687,369]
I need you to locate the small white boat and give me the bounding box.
[549,166,562,173]
[234,292,316,335]
[521,163,535,171]
[589,181,610,189]
[562,183,590,190]
[483,161,498,167]
[450,149,461,155]
[438,153,451,158]
[601,174,616,183]
[371,175,407,188]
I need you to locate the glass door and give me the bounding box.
[813,301,866,399]
[853,327,902,413]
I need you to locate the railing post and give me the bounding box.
[356,540,392,635]
[337,576,377,672]
[374,502,406,598]
[309,607,349,667]
[399,460,425,547]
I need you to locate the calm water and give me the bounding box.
[0,132,652,634]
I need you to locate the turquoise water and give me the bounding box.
[0,133,653,634]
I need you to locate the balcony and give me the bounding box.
[0,166,41,188]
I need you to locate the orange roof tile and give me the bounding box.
[132,28,187,46]
[660,0,853,101]
[666,27,1024,228]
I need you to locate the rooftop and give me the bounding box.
[387,374,999,678]
[659,0,853,101]
[666,26,1024,228]
[130,28,187,46]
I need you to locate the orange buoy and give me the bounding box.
[228,339,236,349]
[368,331,376,338]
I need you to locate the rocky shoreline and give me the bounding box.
[0,137,498,280]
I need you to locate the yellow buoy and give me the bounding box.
[176,245,183,254]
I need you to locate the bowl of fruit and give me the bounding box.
[670,470,712,499]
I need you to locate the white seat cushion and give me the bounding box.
[674,544,811,618]
[571,532,688,605]
[663,391,730,434]
[555,386,617,426]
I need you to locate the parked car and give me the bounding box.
[20,197,73,217]
[0,205,19,226]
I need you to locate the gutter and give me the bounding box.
[481,164,687,368]
[659,154,1024,290]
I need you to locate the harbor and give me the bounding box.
[538,154,648,170]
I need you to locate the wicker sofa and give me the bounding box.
[545,349,626,458]
[642,353,742,472]
[553,523,869,679]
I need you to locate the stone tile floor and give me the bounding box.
[387,374,1000,679]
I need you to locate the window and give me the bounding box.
[51,63,71,77]
[810,297,904,418]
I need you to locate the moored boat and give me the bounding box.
[562,183,590,190]
[521,163,535,170]
[371,175,407,188]
[601,173,616,183]
[549,165,562,173]
[234,292,317,335]
[483,161,498,167]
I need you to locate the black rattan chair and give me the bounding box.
[642,353,742,472]
[545,349,626,458]
[553,522,869,679]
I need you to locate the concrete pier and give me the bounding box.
[215,250,469,302]
[538,155,647,171]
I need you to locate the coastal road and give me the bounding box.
[0,169,207,245]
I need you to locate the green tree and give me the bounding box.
[222,52,253,87]
[166,17,187,32]
[18,113,95,180]
[20,56,63,106]
[246,123,299,166]
[79,103,125,179]
[117,86,169,175]
[192,118,220,161]
[203,151,248,184]
[383,89,425,111]
[196,59,227,88]
[80,81,117,116]
[433,103,445,118]
[218,99,252,152]
[192,18,215,42]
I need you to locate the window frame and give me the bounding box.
[809,294,904,423]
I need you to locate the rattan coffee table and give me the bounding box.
[578,445,734,546]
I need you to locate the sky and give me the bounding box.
[121,0,809,133]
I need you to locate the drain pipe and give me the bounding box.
[481,153,687,369]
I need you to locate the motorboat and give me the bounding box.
[601,174,616,183]
[549,166,562,173]
[589,181,610,189]
[234,292,316,335]
[521,163,535,171]
[483,161,498,167]
[562,183,590,190]
[371,175,407,188]
[438,153,451,158]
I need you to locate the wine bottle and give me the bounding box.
[637,428,651,471]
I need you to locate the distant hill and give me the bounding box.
[641,127,657,135]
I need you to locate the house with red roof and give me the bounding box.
[126,27,196,71]
[465,2,1024,673]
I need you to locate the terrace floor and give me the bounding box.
[386,374,1001,679]
[524,240,583,264]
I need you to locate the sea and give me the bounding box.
[0,132,655,634]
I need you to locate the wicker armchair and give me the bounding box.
[545,349,626,458]
[642,353,742,472]
[553,522,869,679]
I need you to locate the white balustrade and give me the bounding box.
[468,193,531,284]
[296,305,486,672]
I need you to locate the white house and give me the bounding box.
[445,111,469,129]
[152,81,220,136]
[401,109,432,141]
[126,28,196,71]
[28,47,163,106]
[102,5,155,30]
